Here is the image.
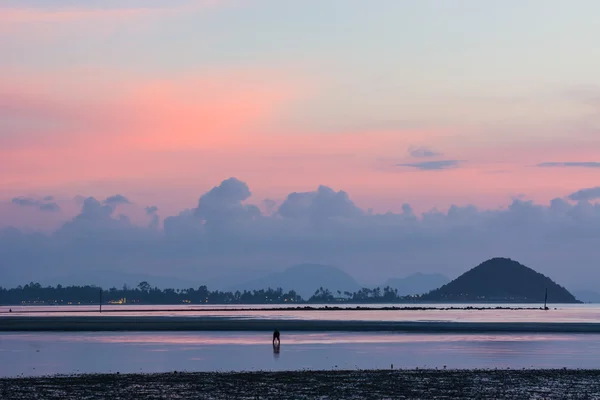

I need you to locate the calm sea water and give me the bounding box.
[2,331,600,377]
[2,304,600,377]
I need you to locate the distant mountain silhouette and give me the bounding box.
[421,257,580,303]
[227,264,362,299]
[384,273,449,296]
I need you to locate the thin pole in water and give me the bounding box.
[100,289,103,313]
[544,288,548,310]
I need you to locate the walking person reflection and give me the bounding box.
[272,341,280,359]
[272,329,281,359]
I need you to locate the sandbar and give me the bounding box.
[2,316,600,333]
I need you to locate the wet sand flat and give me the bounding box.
[2,369,600,399]
[3,316,600,333]
[4,331,600,376]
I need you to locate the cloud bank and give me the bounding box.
[1,178,600,292]
[11,197,40,207]
[11,196,61,212]
[568,187,600,202]
[397,160,462,170]
[104,194,131,207]
[408,146,442,158]
[538,162,600,168]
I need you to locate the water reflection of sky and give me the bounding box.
[2,332,600,377]
[0,332,580,345]
[2,304,600,323]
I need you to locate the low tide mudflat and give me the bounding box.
[4,316,600,333]
[2,369,600,399]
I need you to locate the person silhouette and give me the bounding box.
[272,329,280,345]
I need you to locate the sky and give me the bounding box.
[1,1,600,291]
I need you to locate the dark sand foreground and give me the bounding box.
[2,369,600,399]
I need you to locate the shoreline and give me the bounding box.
[2,369,599,399]
[2,316,600,333]
[1,305,549,313]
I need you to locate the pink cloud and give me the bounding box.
[0,68,311,190]
[1,67,457,213]
[2,66,599,214]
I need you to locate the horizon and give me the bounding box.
[0,256,582,305]
[1,1,600,294]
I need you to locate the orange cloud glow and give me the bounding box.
[0,68,310,189]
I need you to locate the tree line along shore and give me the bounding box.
[1,282,428,306]
[0,282,573,307]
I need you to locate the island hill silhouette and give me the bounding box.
[421,257,580,303]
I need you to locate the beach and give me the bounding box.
[2,369,600,399]
[3,315,600,333]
